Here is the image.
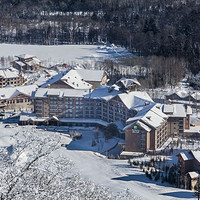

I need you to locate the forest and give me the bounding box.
[0,0,200,88]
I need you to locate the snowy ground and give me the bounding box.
[0,124,197,200]
[0,44,132,67]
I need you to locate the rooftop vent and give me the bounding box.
[146,116,151,120]
[144,102,150,106]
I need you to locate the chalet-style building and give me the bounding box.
[162,104,192,138]
[0,85,37,111]
[116,77,141,92]
[177,150,200,190]
[40,69,107,90]
[124,104,168,152]
[13,54,40,71]
[0,68,25,88]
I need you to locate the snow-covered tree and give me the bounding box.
[0,129,136,200]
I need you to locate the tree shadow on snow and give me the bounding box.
[160,191,195,199]
[112,173,175,188]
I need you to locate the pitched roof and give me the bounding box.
[117,77,141,88]
[118,91,153,110]
[40,69,92,89]
[191,150,200,163]
[126,104,168,130]
[76,69,105,82]
[187,171,199,179]
[0,68,19,78]
[0,85,38,100]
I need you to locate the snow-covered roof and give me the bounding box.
[25,57,40,66]
[34,77,49,87]
[162,104,187,118]
[35,88,89,98]
[190,117,200,126]
[126,104,168,130]
[163,105,174,113]
[118,91,153,110]
[123,120,152,132]
[179,152,194,161]
[187,171,199,179]
[0,85,38,100]
[16,54,36,59]
[0,68,19,78]
[61,69,92,89]
[176,90,188,98]
[117,77,141,88]
[41,69,92,89]
[76,69,105,82]
[14,61,26,67]
[84,85,122,101]
[187,106,192,115]
[191,150,200,163]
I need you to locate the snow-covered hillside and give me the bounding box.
[0,124,196,200]
[0,44,132,67]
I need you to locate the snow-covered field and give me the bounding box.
[0,43,132,67]
[0,124,196,200]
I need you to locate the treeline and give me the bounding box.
[0,0,200,75]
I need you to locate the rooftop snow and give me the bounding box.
[76,69,105,82]
[118,91,153,110]
[191,150,200,163]
[162,104,187,118]
[35,88,89,98]
[61,69,92,89]
[126,104,168,130]
[179,152,194,161]
[16,54,36,59]
[41,69,92,89]
[0,68,19,78]
[187,171,199,179]
[84,85,122,101]
[117,77,141,88]
[0,85,38,100]
[163,105,174,113]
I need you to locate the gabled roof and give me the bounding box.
[0,85,38,100]
[40,69,92,89]
[76,69,105,82]
[117,77,141,88]
[123,120,152,132]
